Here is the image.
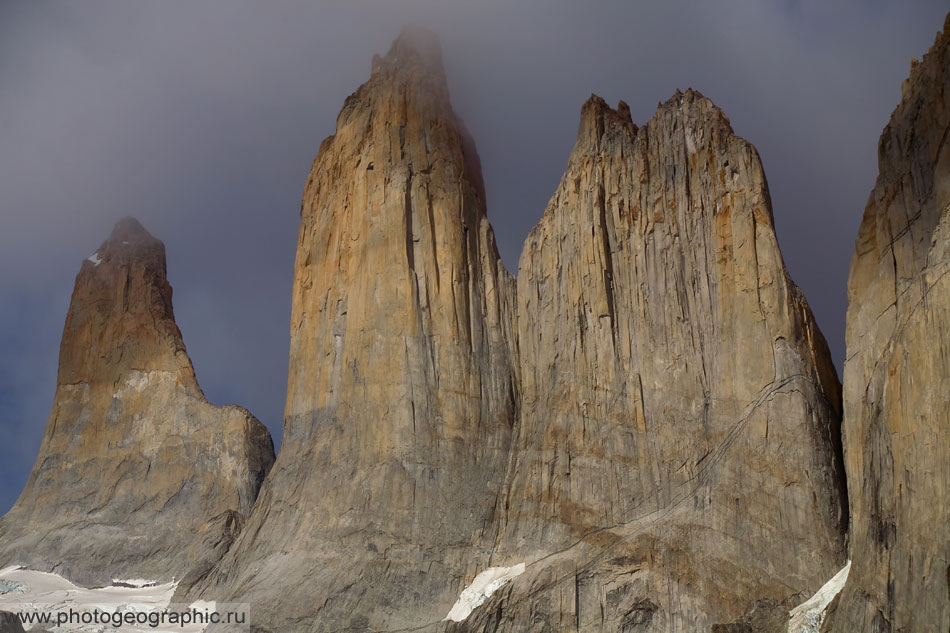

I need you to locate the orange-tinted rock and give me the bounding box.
[185,30,850,633]
[0,218,274,586]
[183,28,518,632]
[454,91,847,632]
[829,14,950,633]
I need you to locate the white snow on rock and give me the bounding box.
[787,560,851,633]
[0,578,27,596]
[0,566,215,632]
[445,563,525,622]
[86,252,101,266]
[110,579,159,589]
[114,370,170,399]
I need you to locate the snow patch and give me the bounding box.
[445,563,525,622]
[0,567,212,632]
[86,252,101,266]
[0,579,27,595]
[114,371,157,399]
[787,560,851,633]
[110,579,158,589]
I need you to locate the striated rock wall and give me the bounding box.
[13,19,950,633]
[185,33,852,633]
[829,14,950,633]
[453,91,848,632]
[185,28,519,632]
[0,218,274,587]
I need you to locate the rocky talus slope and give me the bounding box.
[182,28,519,632]
[827,15,950,633]
[452,91,848,633]
[0,218,274,587]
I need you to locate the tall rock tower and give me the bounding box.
[456,92,848,631]
[189,30,852,633]
[185,28,519,632]
[0,218,275,586]
[830,14,950,633]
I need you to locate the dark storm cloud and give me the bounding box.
[1,1,946,513]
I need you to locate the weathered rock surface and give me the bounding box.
[184,28,518,632]
[451,91,848,631]
[0,218,275,587]
[175,29,856,633]
[828,14,950,633]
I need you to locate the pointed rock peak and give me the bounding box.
[108,216,153,242]
[342,27,451,132]
[389,25,443,66]
[580,93,612,116]
[576,93,638,148]
[655,88,732,128]
[65,218,189,388]
[189,27,519,630]
[616,99,633,124]
[575,89,734,145]
[900,10,950,100]
[0,216,275,587]
[330,28,487,209]
[370,25,444,78]
[85,216,164,272]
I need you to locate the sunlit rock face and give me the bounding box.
[0,218,274,588]
[829,14,950,633]
[184,28,519,632]
[186,28,851,633]
[451,91,848,632]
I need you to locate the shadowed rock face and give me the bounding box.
[451,91,848,632]
[829,15,950,633]
[184,28,519,632]
[0,218,274,587]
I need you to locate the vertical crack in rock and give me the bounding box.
[829,13,950,633]
[0,218,275,588]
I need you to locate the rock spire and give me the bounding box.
[0,218,274,587]
[183,27,519,632]
[452,89,848,632]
